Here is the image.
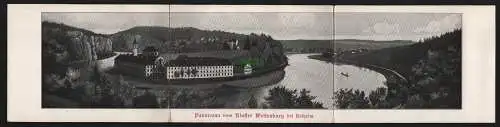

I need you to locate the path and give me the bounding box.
[334,57,409,83]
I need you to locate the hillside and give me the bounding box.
[279,39,415,53]
[111,26,287,69]
[343,30,461,78]
[334,39,415,51]
[334,29,462,109]
[111,26,246,53]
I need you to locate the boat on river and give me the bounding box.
[340,72,349,77]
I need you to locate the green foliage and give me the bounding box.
[264,86,324,109]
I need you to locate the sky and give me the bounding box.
[42,12,333,40]
[335,13,462,41]
[42,12,460,41]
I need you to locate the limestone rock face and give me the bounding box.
[65,30,113,61]
[42,22,113,62]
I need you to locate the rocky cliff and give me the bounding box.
[42,22,113,63]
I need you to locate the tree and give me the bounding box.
[222,42,231,50]
[265,86,297,108]
[333,88,370,109]
[243,36,251,50]
[247,95,258,108]
[170,89,218,108]
[264,86,324,109]
[368,87,388,108]
[85,65,126,107]
[133,90,159,108]
[296,89,323,108]
[115,75,135,106]
[93,93,125,108]
[91,65,110,86]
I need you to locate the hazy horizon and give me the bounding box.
[335,13,462,41]
[42,12,334,40]
[42,12,461,41]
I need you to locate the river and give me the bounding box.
[110,53,386,109]
[229,53,387,109]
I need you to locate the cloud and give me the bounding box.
[414,14,461,34]
[43,12,332,40]
[362,22,400,34]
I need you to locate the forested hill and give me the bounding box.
[110,26,287,68]
[335,29,462,109]
[112,26,266,53]
[42,22,288,72]
[344,29,462,78]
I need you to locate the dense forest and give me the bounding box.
[110,26,288,72]
[334,29,462,109]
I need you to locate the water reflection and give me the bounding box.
[334,64,387,93]
[116,53,386,109]
[240,54,334,109]
[212,53,387,109]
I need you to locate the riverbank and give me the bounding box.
[308,54,408,83]
[107,63,288,88]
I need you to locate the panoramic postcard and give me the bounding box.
[330,13,462,109]
[41,12,334,109]
[40,11,461,110]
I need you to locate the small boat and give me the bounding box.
[340,72,349,77]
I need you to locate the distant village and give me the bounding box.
[321,48,370,59]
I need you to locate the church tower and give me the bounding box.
[132,37,138,56]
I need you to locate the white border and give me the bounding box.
[334,5,495,123]
[7,5,495,123]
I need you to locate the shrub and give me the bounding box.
[264,86,324,109]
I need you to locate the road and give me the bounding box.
[338,58,408,83]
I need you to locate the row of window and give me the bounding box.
[166,72,233,75]
[168,69,232,73]
[166,73,233,79]
[145,65,233,70]
[167,66,233,70]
